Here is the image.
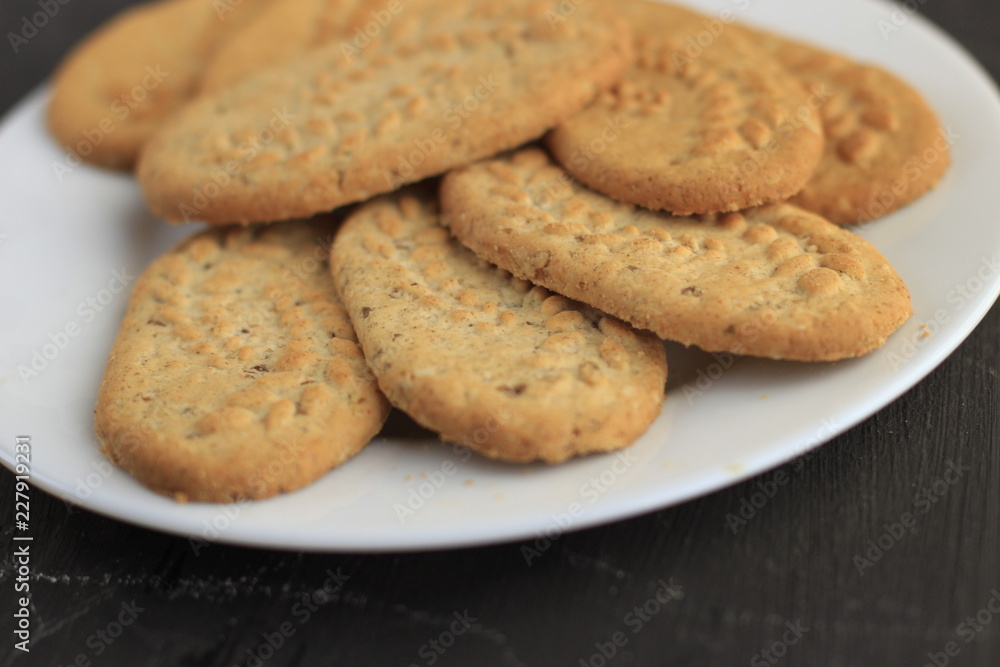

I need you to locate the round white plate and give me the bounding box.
[2,0,999,552]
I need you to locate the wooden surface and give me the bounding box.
[2,1,999,665]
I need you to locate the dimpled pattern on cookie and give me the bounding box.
[330,189,666,463]
[200,0,370,94]
[137,0,632,224]
[47,0,273,170]
[736,26,950,224]
[95,220,389,502]
[546,0,824,215]
[441,148,912,361]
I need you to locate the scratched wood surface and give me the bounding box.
[1,1,999,665]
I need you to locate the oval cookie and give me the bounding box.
[735,25,950,224]
[137,0,632,224]
[441,148,912,362]
[47,0,273,170]
[95,221,390,502]
[546,0,824,215]
[330,189,667,463]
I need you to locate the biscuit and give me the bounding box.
[200,0,369,94]
[94,220,389,502]
[47,0,272,170]
[736,26,950,224]
[330,188,667,463]
[136,0,632,224]
[545,0,824,216]
[441,148,912,361]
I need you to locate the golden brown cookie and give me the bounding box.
[136,0,632,224]
[46,0,273,170]
[441,148,912,362]
[200,0,370,94]
[545,0,824,216]
[94,220,389,502]
[330,188,667,463]
[736,25,950,224]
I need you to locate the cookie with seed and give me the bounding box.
[94,220,389,502]
[200,0,369,94]
[330,188,666,463]
[136,0,632,224]
[545,0,824,216]
[47,0,272,170]
[441,148,911,361]
[734,25,950,224]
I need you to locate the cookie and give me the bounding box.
[94,220,389,502]
[200,0,369,94]
[330,188,666,463]
[46,0,272,170]
[136,0,632,224]
[735,25,950,224]
[545,0,824,216]
[441,148,912,361]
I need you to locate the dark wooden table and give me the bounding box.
[2,1,999,665]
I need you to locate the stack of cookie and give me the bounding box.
[51,0,947,502]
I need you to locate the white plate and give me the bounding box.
[2,0,999,552]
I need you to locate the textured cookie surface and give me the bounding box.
[200,0,369,94]
[737,25,950,224]
[546,0,823,215]
[47,0,271,170]
[137,0,631,224]
[442,148,912,361]
[330,189,666,463]
[95,221,389,502]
